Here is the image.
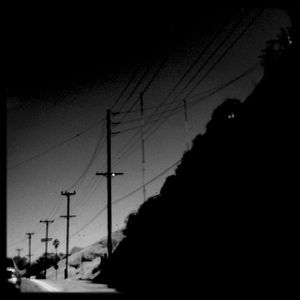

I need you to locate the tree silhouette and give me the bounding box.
[29,253,60,278]
[260,27,294,74]
[13,256,28,271]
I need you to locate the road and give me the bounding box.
[21,278,120,293]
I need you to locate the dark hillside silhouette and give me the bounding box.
[94,21,297,296]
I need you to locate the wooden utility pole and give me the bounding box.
[96,109,123,259]
[60,191,76,279]
[16,248,23,257]
[40,219,54,278]
[140,92,146,202]
[53,239,60,280]
[26,232,34,266]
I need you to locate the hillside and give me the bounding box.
[45,229,124,281]
[93,24,297,295]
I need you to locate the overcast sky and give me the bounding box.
[6,8,290,260]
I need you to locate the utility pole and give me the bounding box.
[183,99,190,151]
[16,248,23,257]
[96,109,123,259]
[60,191,76,279]
[140,92,146,203]
[40,219,54,278]
[26,232,34,266]
[53,239,60,280]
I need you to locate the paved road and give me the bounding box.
[21,278,120,293]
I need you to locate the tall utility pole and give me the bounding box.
[16,248,23,257]
[96,109,123,259]
[26,232,34,266]
[183,99,190,151]
[60,191,76,279]
[140,92,146,203]
[40,219,54,278]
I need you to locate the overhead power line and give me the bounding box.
[68,63,259,243]
[69,158,181,239]
[116,50,173,124]
[136,10,264,158]
[7,118,105,171]
[180,9,265,105]
[110,60,145,111]
[65,122,107,192]
[114,60,155,115]
[112,63,259,166]
[108,11,245,166]
[138,9,251,148]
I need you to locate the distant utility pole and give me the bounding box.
[40,219,54,278]
[96,109,123,259]
[26,232,34,266]
[60,191,76,279]
[140,92,146,203]
[16,248,23,257]
[183,99,190,151]
[53,239,60,280]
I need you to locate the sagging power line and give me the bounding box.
[8,118,105,171]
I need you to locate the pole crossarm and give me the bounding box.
[96,172,124,177]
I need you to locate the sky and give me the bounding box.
[6,8,291,260]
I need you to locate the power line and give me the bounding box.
[116,51,173,124]
[114,60,155,115]
[65,120,107,191]
[139,10,240,124]
[143,66,260,144]
[70,176,101,213]
[113,64,259,165]
[71,175,106,216]
[164,10,250,109]
[67,64,259,241]
[46,124,107,220]
[109,86,225,121]
[139,10,264,154]
[65,64,258,245]
[108,12,243,165]
[41,58,166,224]
[7,118,105,171]
[136,9,250,148]
[110,60,145,111]
[69,158,181,239]
[180,9,265,105]
[113,88,215,115]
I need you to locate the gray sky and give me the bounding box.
[6,8,291,259]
